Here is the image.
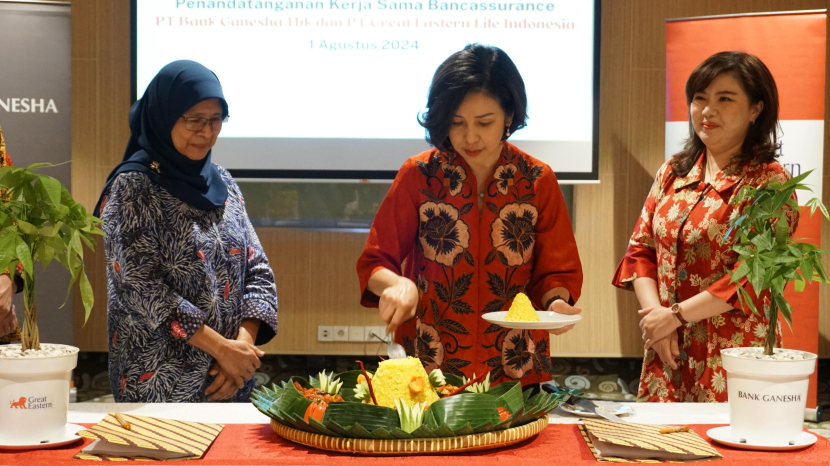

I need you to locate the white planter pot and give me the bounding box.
[721,347,816,446]
[0,344,78,444]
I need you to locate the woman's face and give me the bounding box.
[690,73,763,158]
[448,91,512,174]
[171,98,224,161]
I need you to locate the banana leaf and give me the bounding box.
[425,393,500,431]
[444,373,465,388]
[487,381,518,398]
[323,421,353,437]
[322,399,400,432]
[346,424,376,439]
[490,381,524,416]
[269,379,312,420]
[389,428,415,439]
[334,370,369,403]
[252,379,578,441]
[429,424,458,438]
[370,428,397,440]
[409,425,437,438]
[471,421,495,434]
[290,376,314,390]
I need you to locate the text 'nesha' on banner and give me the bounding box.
[666,10,827,408]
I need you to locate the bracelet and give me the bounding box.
[544,295,566,311]
[670,303,689,326]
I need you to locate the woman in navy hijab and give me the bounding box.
[97,60,278,402]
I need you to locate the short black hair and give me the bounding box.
[418,44,528,152]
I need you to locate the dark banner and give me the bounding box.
[0,0,72,345]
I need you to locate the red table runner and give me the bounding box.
[2,424,829,465]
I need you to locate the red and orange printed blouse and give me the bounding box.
[357,142,583,386]
[613,152,794,402]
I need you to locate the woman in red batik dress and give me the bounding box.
[0,124,25,343]
[613,52,797,402]
[356,44,583,386]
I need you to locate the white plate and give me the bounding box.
[481,311,582,330]
[706,426,818,451]
[559,402,633,418]
[0,423,85,450]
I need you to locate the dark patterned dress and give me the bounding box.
[101,166,278,402]
[357,142,583,386]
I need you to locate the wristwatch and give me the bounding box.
[670,303,689,326]
[544,295,565,311]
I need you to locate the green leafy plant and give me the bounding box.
[0,162,103,351]
[725,169,830,356]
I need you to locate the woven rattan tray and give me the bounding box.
[269,417,548,456]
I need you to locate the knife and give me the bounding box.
[577,399,625,423]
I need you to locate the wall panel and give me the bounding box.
[72,0,830,357]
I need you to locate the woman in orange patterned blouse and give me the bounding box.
[0,124,23,342]
[613,52,796,402]
[357,44,583,385]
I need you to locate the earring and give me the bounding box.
[751,120,755,125]
[504,127,511,139]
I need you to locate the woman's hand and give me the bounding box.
[650,332,680,370]
[639,306,681,349]
[0,304,16,338]
[205,320,264,401]
[0,273,17,337]
[205,362,237,401]
[379,276,418,334]
[214,339,264,391]
[548,299,582,336]
[190,324,263,397]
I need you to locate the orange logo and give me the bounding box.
[9,396,26,409]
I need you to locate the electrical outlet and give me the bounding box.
[348,326,365,342]
[317,326,333,342]
[367,326,388,343]
[364,326,379,342]
[332,326,349,341]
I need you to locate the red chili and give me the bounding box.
[446,372,488,397]
[356,360,378,405]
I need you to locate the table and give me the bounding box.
[0,402,826,465]
[66,401,732,425]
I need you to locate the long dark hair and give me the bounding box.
[671,51,780,177]
[418,44,528,152]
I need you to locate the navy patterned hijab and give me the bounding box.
[94,60,229,216]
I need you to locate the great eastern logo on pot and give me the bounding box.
[737,391,802,402]
[8,396,52,409]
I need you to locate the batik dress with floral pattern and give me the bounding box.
[612,152,795,402]
[357,142,583,385]
[101,166,278,402]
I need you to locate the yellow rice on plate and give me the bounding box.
[504,293,540,322]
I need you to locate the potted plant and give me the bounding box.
[0,162,101,446]
[720,169,828,446]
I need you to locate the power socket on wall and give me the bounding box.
[348,326,365,342]
[317,326,332,342]
[332,326,349,342]
[364,326,388,343]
